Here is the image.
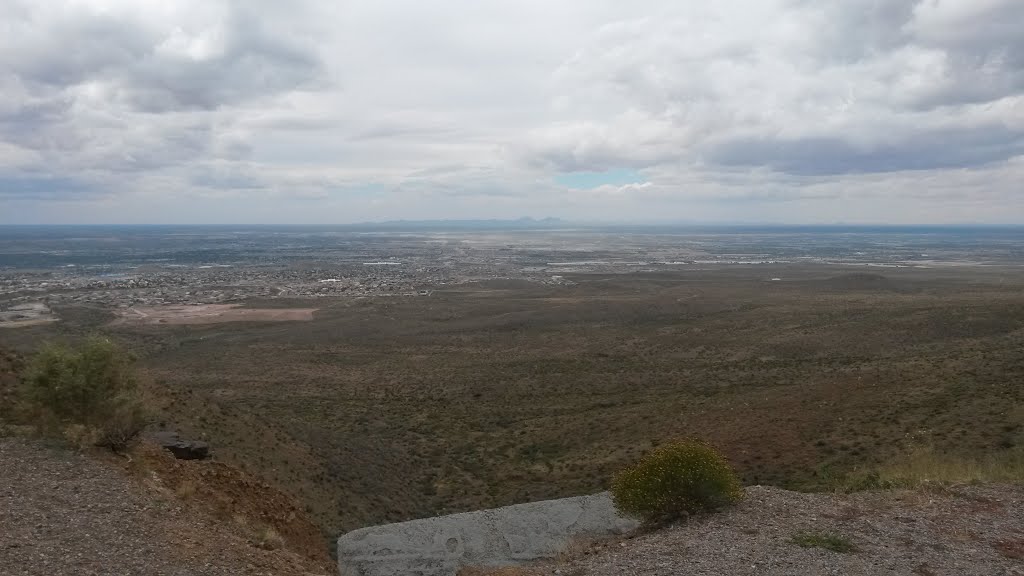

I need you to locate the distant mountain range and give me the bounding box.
[346,217,567,230]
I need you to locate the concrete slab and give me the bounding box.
[336,492,639,576]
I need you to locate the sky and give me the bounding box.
[0,0,1022,224]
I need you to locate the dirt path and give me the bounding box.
[0,438,330,576]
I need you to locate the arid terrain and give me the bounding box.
[0,436,333,576]
[4,0,1023,571]
[6,263,1024,548]
[4,432,1020,576]
[466,484,1024,576]
[3,226,1024,554]
[111,304,318,326]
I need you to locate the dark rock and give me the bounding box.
[151,431,210,460]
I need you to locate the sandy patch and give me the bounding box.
[0,302,57,328]
[112,304,316,326]
[0,318,58,329]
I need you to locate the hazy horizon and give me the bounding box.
[3,220,1024,231]
[2,1,1023,225]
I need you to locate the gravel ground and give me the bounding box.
[0,438,329,576]
[560,485,1024,576]
[4,434,1023,576]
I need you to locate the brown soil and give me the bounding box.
[112,304,317,325]
[86,267,1024,539]
[128,441,332,567]
[0,437,333,576]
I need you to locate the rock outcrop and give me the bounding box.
[151,430,210,460]
[337,492,639,576]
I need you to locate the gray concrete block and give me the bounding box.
[337,492,639,576]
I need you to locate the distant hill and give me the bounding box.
[345,217,566,231]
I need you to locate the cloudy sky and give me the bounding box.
[1,0,1022,224]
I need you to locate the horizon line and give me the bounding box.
[2,221,1024,228]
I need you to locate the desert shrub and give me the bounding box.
[611,439,743,524]
[0,351,23,427]
[20,337,148,450]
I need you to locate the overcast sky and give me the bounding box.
[1,0,1022,224]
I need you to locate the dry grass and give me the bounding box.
[231,514,285,550]
[255,526,285,550]
[174,480,198,500]
[876,447,1024,488]
[11,267,1024,538]
[790,531,857,553]
[135,273,1024,536]
[556,537,599,564]
[61,424,103,450]
[111,304,317,326]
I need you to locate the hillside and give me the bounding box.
[121,267,1024,536]
[0,437,332,576]
[4,265,1024,545]
[0,349,22,422]
[469,485,1024,576]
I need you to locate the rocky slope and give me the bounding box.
[470,485,1024,576]
[3,430,1022,576]
[0,437,332,576]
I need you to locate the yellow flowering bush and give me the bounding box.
[611,439,743,524]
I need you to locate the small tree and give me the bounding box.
[21,337,147,450]
[611,439,742,524]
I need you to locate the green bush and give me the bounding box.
[611,439,743,524]
[21,337,148,450]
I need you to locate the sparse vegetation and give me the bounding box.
[232,513,285,551]
[790,531,857,553]
[874,447,1024,487]
[255,526,285,551]
[611,439,742,524]
[6,267,1024,537]
[834,447,1024,492]
[174,480,198,500]
[18,337,148,451]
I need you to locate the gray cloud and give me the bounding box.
[0,174,98,200]
[127,12,322,112]
[790,0,919,63]
[534,0,1024,180]
[3,1,323,112]
[0,0,1023,223]
[711,125,1024,175]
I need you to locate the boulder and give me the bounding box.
[151,431,210,460]
[337,492,638,576]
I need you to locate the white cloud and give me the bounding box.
[0,0,1022,223]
